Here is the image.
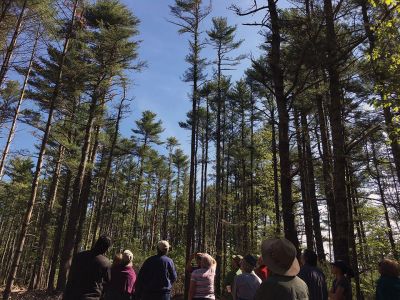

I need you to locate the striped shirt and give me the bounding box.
[191,268,215,299]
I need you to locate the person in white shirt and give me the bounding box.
[232,254,262,300]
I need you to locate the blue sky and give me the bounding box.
[120,0,264,154]
[5,0,266,157]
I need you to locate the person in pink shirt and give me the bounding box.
[107,250,136,300]
[189,253,216,300]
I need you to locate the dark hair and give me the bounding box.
[303,249,318,266]
[379,259,400,277]
[93,235,112,254]
[331,260,354,278]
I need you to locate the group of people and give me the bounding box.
[64,235,400,300]
[64,236,176,300]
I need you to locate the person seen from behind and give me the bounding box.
[135,240,177,300]
[254,238,309,300]
[298,249,327,300]
[329,260,353,300]
[375,258,400,300]
[254,255,269,282]
[232,254,261,300]
[189,253,216,300]
[64,235,112,300]
[107,249,137,300]
[222,255,243,300]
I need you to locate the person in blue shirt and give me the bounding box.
[135,240,177,300]
[376,258,400,300]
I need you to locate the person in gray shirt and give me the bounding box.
[232,254,261,300]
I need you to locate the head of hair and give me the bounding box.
[201,253,216,270]
[157,240,170,255]
[92,235,111,254]
[303,249,318,266]
[113,253,123,267]
[122,249,134,266]
[331,260,354,278]
[241,259,255,273]
[379,259,400,277]
[195,253,203,265]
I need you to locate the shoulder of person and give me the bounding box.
[294,275,307,284]
[95,254,111,267]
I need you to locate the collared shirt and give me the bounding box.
[298,264,328,300]
[233,271,262,300]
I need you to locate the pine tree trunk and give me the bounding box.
[184,3,201,298]
[2,2,79,297]
[315,94,337,251]
[201,97,209,251]
[294,109,314,249]
[76,126,100,252]
[0,0,27,87]
[270,106,281,234]
[47,170,71,291]
[31,145,64,290]
[323,0,350,263]
[267,0,299,251]
[371,142,398,259]
[57,89,100,291]
[345,164,362,299]
[301,111,325,260]
[162,150,173,240]
[0,26,39,179]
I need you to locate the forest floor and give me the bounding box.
[0,288,61,300]
[0,288,187,299]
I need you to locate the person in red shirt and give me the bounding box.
[254,255,269,281]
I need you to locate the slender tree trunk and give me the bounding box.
[57,88,101,291]
[270,106,281,234]
[315,94,337,251]
[77,125,100,251]
[0,0,27,87]
[301,111,325,260]
[345,164,362,300]
[47,170,71,291]
[162,149,173,240]
[267,0,299,250]
[323,0,350,262]
[371,142,398,259]
[294,108,314,249]
[184,3,201,298]
[2,2,79,298]
[0,26,39,179]
[30,145,64,290]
